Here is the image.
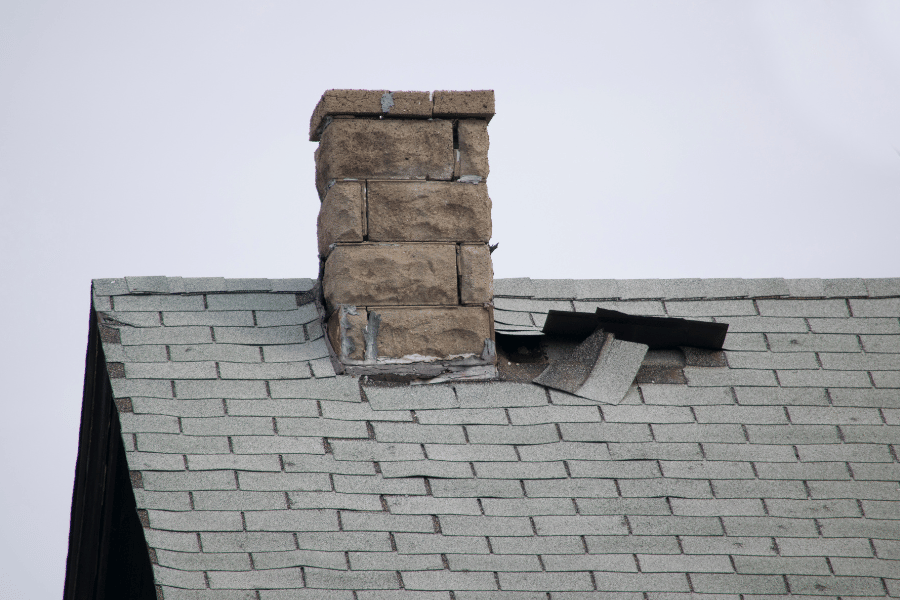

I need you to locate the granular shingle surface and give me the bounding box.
[92,276,900,598]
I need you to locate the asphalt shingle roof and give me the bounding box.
[91,276,900,599]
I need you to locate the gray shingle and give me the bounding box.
[113,295,205,312]
[497,572,593,592]
[238,472,332,492]
[602,405,694,423]
[125,362,217,379]
[380,460,472,479]
[372,422,466,444]
[639,386,733,406]
[93,277,129,296]
[789,406,884,425]
[506,405,600,425]
[199,531,296,552]
[684,367,777,387]
[465,424,558,445]
[438,515,532,536]
[310,357,337,378]
[765,498,861,518]
[219,361,312,380]
[142,471,236,491]
[162,311,254,326]
[229,436,325,455]
[517,441,611,462]
[669,498,764,516]
[734,387,829,406]
[753,462,849,480]
[181,416,275,436]
[136,433,230,454]
[330,440,424,462]
[680,535,776,556]
[214,325,304,345]
[169,344,262,362]
[560,422,652,442]
[701,443,796,462]
[386,496,481,515]
[243,509,338,531]
[263,339,331,362]
[710,479,807,499]
[721,332,768,351]
[186,454,281,471]
[207,568,306,589]
[873,538,900,558]
[719,316,808,333]
[276,417,368,438]
[493,535,585,555]
[786,575,886,596]
[575,300,666,316]
[618,478,712,499]
[722,516,818,537]
[394,533,489,555]
[349,552,443,571]
[860,333,900,351]
[592,572,690,593]
[665,300,756,317]
[637,554,733,572]
[365,385,458,410]
[148,509,243,531]
[415,408,508,425]
[226,399,318,417]
[144,528,201,552]
[152,565,206,589]
[119,414,180,433]
[568,460,660,479]
[256,305,320,326]
[693,405,788,424]
[757,299,849,318]
[132,490,192,510]
[424,444,518,462]
[475,461,566,479]
[341,512,433,533]
[333,475,427,496]
[191,491,288,511]
[524,478,618,498]
[175,380,267,399]
[480,498,575,516]
[447,553,541,572]
[269,377,361,401]
[779,369,872,388]
[607,443,701,461]
[430,479,523,498]
[455,382,548,408]
[689,574,785,594]
[155,549,251,571]
[745,425,840,444]
[812,318,900,334]
[850,297,900,316]
[251,549,346,570]
[206,293,297,311]
[725,351,818,370]
[110,378,173,398]
[401,571,496,591]
[651,424,744,443]
[286,492,381,511]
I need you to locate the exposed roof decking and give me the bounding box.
[91,277,900,599]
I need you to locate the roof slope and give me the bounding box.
[89,276,900,599]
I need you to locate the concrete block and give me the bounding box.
[432,90,495,119]
[318,181,364,257]
[367,181,491,243]
[323,244,457,309]
[309,89,387,140]
[457,119,489,181]
[370,306,493,360]
[458,244,493,304]
[316,119,453,196]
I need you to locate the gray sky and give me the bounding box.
[1,1,898,597]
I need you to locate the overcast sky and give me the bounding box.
[1,1,898,597]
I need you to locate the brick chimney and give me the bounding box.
[312,89,496,378]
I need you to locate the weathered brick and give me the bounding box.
[432,90,495,119]
[367,181,491,243]
[458,244,493,304]
[309,89,387,140]
[318,181,364,256]
[372,306,493,360]
[457,119,489,181]
[316,119,453,196]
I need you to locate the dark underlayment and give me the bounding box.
[70,275,900,599]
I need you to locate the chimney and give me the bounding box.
[311,89,496,378]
